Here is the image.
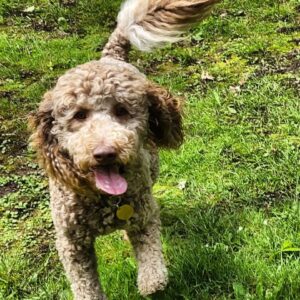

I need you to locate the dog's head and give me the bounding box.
[30,59,183,195]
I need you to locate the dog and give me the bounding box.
[30,0,218,299]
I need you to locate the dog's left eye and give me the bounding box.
[114,105,130,119]
[73,109,89,121]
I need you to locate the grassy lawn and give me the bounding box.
[0,0,299,299]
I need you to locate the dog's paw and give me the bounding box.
[137,264,168,296]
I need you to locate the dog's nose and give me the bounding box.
[93,146,117,163]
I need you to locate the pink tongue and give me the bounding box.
[94,167,127,195]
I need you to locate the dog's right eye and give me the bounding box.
[73,109,88,121]
[113,104,131,120]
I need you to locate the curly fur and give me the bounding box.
[29,0,218,299]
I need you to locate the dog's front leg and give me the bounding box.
[56,234,106,300]
[127,217,168,296]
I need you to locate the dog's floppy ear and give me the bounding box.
[29,92,86,189]
[29,91,55,150]
[29,91,58,173]
[147,82,183,148]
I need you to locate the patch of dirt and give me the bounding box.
[2,5,26,18]
[134,58,162,74]
[30,17,87,36]
[167,54,198,67]
[282,77,300,96]
[0,90,16,99]
[30,18,57,32]
[0,135,27,154]
[0,182,18,197]
[253,49,300,76]
[0,153,41,177]
[291,38,300,45]
[59,0,77,7]
[258,185,297,211]
[19,69,43,84]
[277,26,300,34]
[184,72,210,94]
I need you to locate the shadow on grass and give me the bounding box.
[152,197,300,300]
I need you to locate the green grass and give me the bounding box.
[0,0,299,299]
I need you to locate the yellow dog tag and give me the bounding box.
[116,204,134,221]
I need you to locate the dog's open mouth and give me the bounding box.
[93,165,127,196]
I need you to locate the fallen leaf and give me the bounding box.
[201,71,215,81]
[23,6,35,13]
[177,179,187,190]
[229,85,241,94]
[228,107,237,114]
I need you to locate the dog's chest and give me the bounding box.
[83,192,154,235]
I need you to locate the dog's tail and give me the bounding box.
[102,0,219,61]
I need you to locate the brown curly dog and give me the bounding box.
[30,0,218,299]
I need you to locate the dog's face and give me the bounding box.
[30,60,183,195]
